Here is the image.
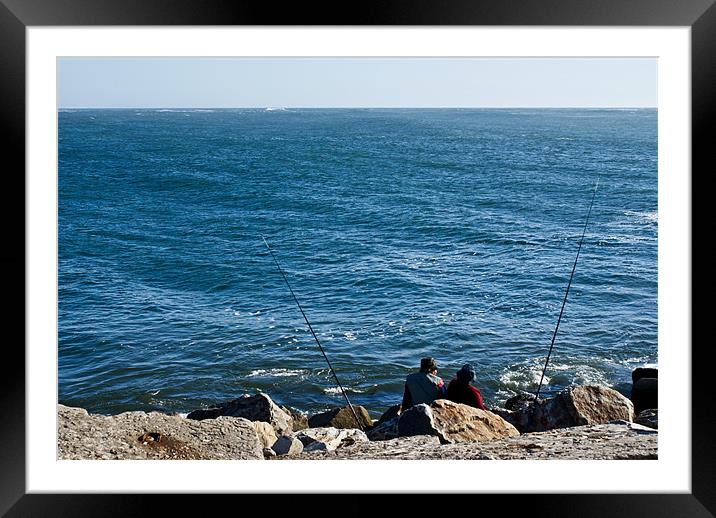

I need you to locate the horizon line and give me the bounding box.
[58,105,658,110]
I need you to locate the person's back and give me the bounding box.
[401,357,446,411]
[446,363,486,410]
[405,371,444,405]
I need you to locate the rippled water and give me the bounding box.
[58,108,657,417]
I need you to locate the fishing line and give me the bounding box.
[535,179,600,400]
[261,235,365,431]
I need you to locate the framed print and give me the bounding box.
[3,0,712,513]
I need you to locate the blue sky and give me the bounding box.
[58,57,657,108]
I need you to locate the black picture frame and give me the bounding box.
[2,0,711,513]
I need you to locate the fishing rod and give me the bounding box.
[261,235,365,431]
[534,179,599,401]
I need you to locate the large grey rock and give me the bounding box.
[308,405,373,430]
[293,427,369,452]
[397,400,519,444]
[187,393,293,435]
[57,404,263,460]
[296,435,441,459]
[497,385,635,433]
[252,421,279,449]
[272,435,304,456]
[397,404,435,438]
[293,422,657,460]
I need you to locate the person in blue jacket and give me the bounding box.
[400,357,447,411]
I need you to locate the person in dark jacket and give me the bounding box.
[400,357,446,412]
[446,363,486,410]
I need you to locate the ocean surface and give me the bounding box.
[58,108,658,418]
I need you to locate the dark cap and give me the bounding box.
[456,363,476,382]
[420,357,438,372]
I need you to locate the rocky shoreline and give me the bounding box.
[58,368,658,461]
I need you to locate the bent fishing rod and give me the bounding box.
[261,235,364,431]
[534,179,599,401]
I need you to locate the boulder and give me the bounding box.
[635,409,658,429]
[432,400,520,443]
[57,404,263,460]
[293,427,369,452]
[282,406,309,431]
[308,405,372,430]
[497,385,635,433]
[397,400,520,444]
[504,393,536,411]
[272,435,304,456]
[375,404,401,426]
[490,406,523,430]
[632,367,658,383]
[252,421,278,449]
[631,377,657,414]
[187,393,293,435]
[366,416,400,441]
[397,404,435,438]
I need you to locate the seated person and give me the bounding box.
[401,357,446,411]
[446,363,486,410]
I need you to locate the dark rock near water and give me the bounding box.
[375,404,401,426]
[635,408,658,429]
[496,385,634,433]
[187,393,293,435]
[367,416,400,441]
[308,405,372,430]
[185,407,223,420]
[365,404,402,440]
[631,377,657,414]
[504,393,536,411]
[632,367,658,383]
[282,406,309,431]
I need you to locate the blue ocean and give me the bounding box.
[58,108,657,418]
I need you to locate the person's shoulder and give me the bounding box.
[427,373,443,384]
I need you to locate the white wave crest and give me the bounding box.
[625,210,658,224]
[247,368,305,378]
[500,368,548,390]
[323,386,365,395]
